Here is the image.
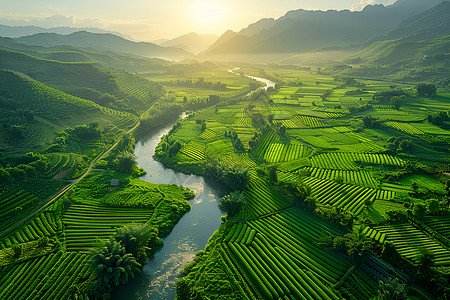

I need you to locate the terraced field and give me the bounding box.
[62,203,151,252]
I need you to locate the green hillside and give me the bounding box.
[0,70,138,153]
[0,49,165,113]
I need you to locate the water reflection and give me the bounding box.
[112,121,224,300]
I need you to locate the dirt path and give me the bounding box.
[0,121,140,239]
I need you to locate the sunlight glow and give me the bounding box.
[188,1,226,25]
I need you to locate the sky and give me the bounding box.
[0,0,396,41]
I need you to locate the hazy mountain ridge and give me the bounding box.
[15,31,194,60]
[386,1,450,39]
[161,32,218,54]
[0,24,132,40]
[203,0,445,55]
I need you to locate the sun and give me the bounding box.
[189,1,226,25]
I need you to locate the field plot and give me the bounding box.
[385,121,424,135]
[288,128,385,152]
[309,152,404,170]
[293,115,326,127]
[63,203,151,252]
[0,251,91,300]
[0,212,61,249]
[422,216,450,240]
[304,167,379,188]
[221,208,353,299]
[239,175,290,219]
[253,131,312,163]
[367,224,450,266]
[180,140,206,161]
[303,177,377,215]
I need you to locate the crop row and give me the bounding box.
[239,174,290,219]
[0,190,38,220]
[223,223,256,246]
[225,237,339,300]
[198,129,218,140]
[370,223,450,266]
[422,216,450,240]
[0,212,61,249]
[180,141,206,161]
[310,152,404,170]
[303,177,377,215]
[247,208,350,285]
[385,121,423,135]
[63,203,150,252]
[304,167,379,189]
[0,251,90,300]
[294,115,325,127]
[254,131,311,163]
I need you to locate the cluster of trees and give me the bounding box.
[362,116,380,128]
[386,137,414,153]
[218,191,245,217]
[331,230,374,267]
[195,119,206,132]
[165,78,228,91]
[46,123,101,153]
[224,129,245,152]
[416,83,437,97]
[372,90,405,104]
[320,89,332,101]
[136,101,183,136]
[0,152,49,187]
[275,180,316,211]
[87,224,161,296]
[428,111,449,127]
[248,131,262,152]
[184,95,221,111]
[348,104,373,113]
[157,135,183,158]
[318,205,355,227]
[203,159,250,191]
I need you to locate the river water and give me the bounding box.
[113,72,276,299]
[112,119,225,300]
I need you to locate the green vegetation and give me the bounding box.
[0,26,449,299]
[150,66,450,299]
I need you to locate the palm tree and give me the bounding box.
[88,238,141,287]
[114,224,159,264]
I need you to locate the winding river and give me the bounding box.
[113,73,277,299]
[112,118,225,300]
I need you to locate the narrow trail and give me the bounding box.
[0,121,140,239]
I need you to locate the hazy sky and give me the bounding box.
[0,0,396,41]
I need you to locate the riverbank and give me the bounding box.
[111,117,225,300]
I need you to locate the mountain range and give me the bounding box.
[202,0,446,56]
[14,31,194,60]
[160,32,218,54]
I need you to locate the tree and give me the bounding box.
[268,165,278,184]
[376,277,407,300]
[332,230,374,266]
[117,152,137,173]
[219,191,245,217]
[87,239,141,287]
[279,125,286,135]
[391,95,405,111]
[427,199,440,215]
[413,203,426,219]
[417,83,437,97]
[113,224,160,264]
[362,116,379,128]
[417,247,435,268]
[168,141,182,157]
